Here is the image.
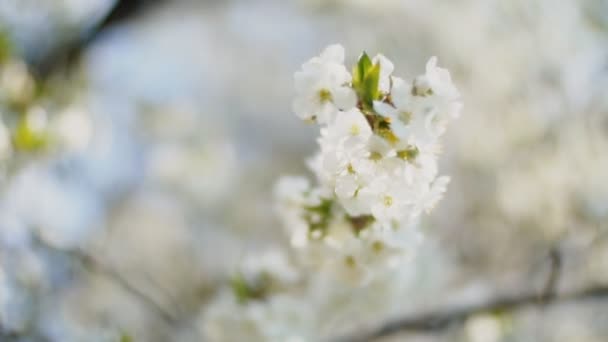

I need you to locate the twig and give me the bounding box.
[333,285,608,342]
[71,250,179,327]
[34,0,166,77]
[0,330,20,341]
[541,247,562,303]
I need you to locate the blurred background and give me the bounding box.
[1,0,607,341]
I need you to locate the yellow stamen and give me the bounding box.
[318,89,332,103]
[383,196,393,207]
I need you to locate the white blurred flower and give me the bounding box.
[0,116,12,160]
[372,53,394,94]
[360,176,413,224]
[275,176,317,208]
[4,166,102,249]
[53,105,93,152]
[321,107,372,147]
[0,60,35,104]
[466,314,502,342]
[374,57,461,149]
[239,249,300,288]
[0,267,29,333]
[416,56,460,101]
[293,44,357,124]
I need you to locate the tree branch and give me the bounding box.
[71,250,179,327]
[34,0,166,77]
[334,284,608,342]
[541,247,562,303]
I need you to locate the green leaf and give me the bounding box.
[361,62,380,108]
[120,334,133,342]
[352,52,382,110]
[352,52,372,89]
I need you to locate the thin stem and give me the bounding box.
[541,247,562,303]
[71,250,179,327]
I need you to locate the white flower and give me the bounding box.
[374,58,462,150]
[321,107,372,147]
[374,81,436,148]
[274,176,316,208]
[274,176,326,247]
[360,222,423,265]
[239,249,300,287]
[4,166,102,249]
[317,218,375,286]
[413,57,462,123]
[417,56,460,101]
[350,176,410,224]
[334,172,374,217]
[419,176,451,214]
[372,54,395,94]
[293,45,357,124]
[316,108,372,184]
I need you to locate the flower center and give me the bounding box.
[347,163,356,174]
[344,255,356,268]
[397,145,419,161]
[372,241,385,253]
[369,151,383,161]
[318,88,333,103]
[399,111,412,124]
[383,195,393,207]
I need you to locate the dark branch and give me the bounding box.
[72,250,179,327]
[0,330,21,341]
[34,0,165,77]
[541,247,562,302]
[334,285,608,342]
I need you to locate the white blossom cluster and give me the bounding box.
[280,44,460,282]
[203,44,462,341]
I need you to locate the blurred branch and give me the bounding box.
[72,250,179,327]
[0,330,20,341]
[334,284,608,342]
[541,247,562,303]
[34,0,165,77]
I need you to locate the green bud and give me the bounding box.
[352,52,381,110]
[352,52,372,89]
